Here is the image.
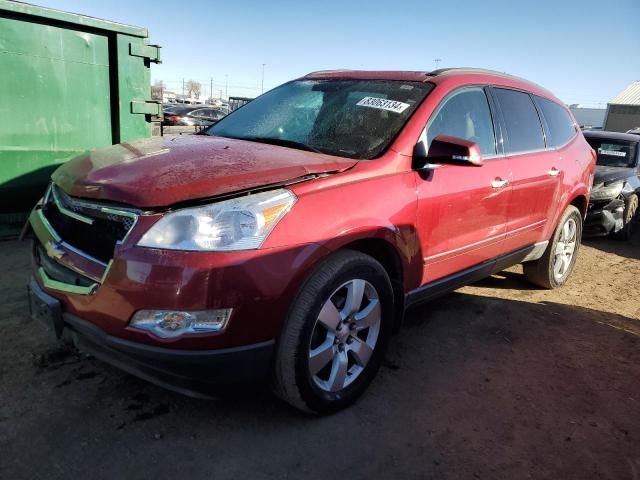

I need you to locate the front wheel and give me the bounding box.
[272,250,394,414]
[613,194,638,241]
[524,205,582,289]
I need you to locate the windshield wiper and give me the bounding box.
[241,136,325,154]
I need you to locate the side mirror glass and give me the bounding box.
[413,135,484,169]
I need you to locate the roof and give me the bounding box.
[609,81,640,106]
[0,0,148,37]
[583,130,640,143]
[304,68,556,101]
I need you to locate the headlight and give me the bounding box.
[138,189,296,251]
[590,181,624,201]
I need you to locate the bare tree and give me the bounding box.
[151,80,165,101]
[186,79,201,100]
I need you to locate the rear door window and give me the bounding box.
[536,96,577,147]
[426,87,497,156]
[493,88,545,154]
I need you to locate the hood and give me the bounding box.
[52,136,357,208]
[593,165,635,186]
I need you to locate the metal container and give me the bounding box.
[0,1,160,221]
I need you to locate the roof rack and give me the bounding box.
[428,67,508,76]
[427,67,553,96]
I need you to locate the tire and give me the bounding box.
[613,194,638,241]
[272,250,394,414]
[523,205,582,289]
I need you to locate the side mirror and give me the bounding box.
[413,135,484,169]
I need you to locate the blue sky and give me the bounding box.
[37,0,639,106]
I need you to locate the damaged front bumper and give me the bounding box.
[28,278,275,397]
[584,198,626,236]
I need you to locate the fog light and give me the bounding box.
[130,309,232,338]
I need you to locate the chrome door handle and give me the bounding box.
[491,178,509,189]
[548,167,561,177]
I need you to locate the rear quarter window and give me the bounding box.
[536,96,577,147]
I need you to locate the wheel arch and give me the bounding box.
[336,237,409,331]
[570,194,588,220]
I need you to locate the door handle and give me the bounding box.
[491,178,509,189]
[548,167,561,177]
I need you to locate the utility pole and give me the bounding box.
[261,63,266,94]
[210,77,213,101]
[225,74,228,100]
[182,78,185,98]
[434,58,442,69]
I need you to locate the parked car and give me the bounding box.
[163,105,226,127]
[162,105,196,125]
[26,69,595,414]
[583,130,639,239]
[180,107,227,127]
[627,128,640,136]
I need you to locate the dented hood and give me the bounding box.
[52,135,357,208]
[593,165,635,186]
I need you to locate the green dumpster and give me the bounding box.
[0,0,160,228]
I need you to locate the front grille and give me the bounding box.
[36,242,95,287]
[42,185,138,263]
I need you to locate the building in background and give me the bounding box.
[569,105,606,129]
[604,81,640,132]
[162,91,177,103]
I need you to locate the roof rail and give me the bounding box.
[427,67,554,97]
[428,67,508,76]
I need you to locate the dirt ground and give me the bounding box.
[1,232,638,480]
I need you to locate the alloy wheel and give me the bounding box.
[308,279,382,393]
[553,217,577,282]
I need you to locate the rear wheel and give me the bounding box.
[524,205,582,289]
[272,250,394,414]
[613,194,638,241]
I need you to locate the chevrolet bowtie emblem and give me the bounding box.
[44,241,65,260]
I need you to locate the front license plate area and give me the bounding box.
[28,280,63,338]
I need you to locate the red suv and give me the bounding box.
[27,69,595,413]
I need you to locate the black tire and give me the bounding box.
[523,205,582,289]
[272,250,394,414]
[613,194,638,241]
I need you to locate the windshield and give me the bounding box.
[586,138,638,168]
[207,79,433,159]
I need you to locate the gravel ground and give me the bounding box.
[1,232,638,480]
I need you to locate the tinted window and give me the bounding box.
[493,88,545,153]
[209,80,433,159]
[426,88,496,155]
[585,138,637,168]
[536,96,576,147]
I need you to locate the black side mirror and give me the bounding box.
[413,135,484,169]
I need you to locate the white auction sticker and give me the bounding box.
[598,149,626,157]
[356,97,410,113]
